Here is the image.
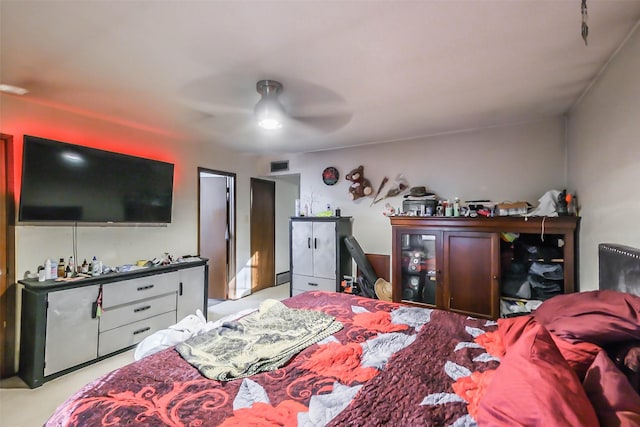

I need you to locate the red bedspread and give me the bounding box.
[46,291,499,426]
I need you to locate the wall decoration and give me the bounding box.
[371,174,409,204]
[345,165,373,200]
[322,166,339,186]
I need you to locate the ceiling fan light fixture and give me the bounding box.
[0,83,29,95]
[255,80,285,130]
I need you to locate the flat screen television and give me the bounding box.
[19,135,174,224]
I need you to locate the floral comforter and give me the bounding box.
[46,291,499,427]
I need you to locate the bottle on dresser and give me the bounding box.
[91,256,102,277]
[68,256,75,275]
[44,259,52,280]
[57,258,65,278]
[81,259,89,274]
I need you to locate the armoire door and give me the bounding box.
[291,221,313,276]
[311,221,337,279]
[443,231,500,319]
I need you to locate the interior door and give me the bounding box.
[250,178,275,293]
[0,134,16,378]
[199,172,230,299]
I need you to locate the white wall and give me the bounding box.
[261,117,567,256]
[1,95,259,289]
[567,26,640,290]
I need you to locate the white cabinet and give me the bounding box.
[19,260,208,388]
[44,285,100,376]
[290,217,352,296]
[177,265,206,320]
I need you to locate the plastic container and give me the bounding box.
[91,256,102,276]
[44,259,52,280]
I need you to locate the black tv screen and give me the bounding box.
[19,135,174,224]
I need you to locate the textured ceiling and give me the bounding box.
[2,1,640,154]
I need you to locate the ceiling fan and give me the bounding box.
[254,80,285,130]
[179,75,353,138]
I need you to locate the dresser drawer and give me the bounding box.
[291,274,335,293]
[101,271,178,308]
[98,311,176,357]
[99,293,177,332]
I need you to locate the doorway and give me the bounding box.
[250,178,275,293]
[1,133,16,378]
[198,168,235,300]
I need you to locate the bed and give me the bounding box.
[46,244,640,426]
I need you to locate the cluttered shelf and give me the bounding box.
[390,215,580,320]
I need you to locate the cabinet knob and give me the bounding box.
[493,275,498,280]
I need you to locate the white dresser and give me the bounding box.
[19,260,208,388]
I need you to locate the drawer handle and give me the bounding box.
[134,305,151,313]
[133,327,151,335]
[308,282,319,286]
[137,284,155,291]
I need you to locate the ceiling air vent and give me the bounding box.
[270,160,289,173]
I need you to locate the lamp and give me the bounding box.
[255,80,285,130]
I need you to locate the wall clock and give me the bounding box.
[322,166,339,186]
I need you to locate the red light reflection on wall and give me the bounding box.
[5,117,182,209]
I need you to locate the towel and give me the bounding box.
[176,299,343,381]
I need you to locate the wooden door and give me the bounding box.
[443,231,500,319]
[250,178,275,293]
[1,134,16,378]
[199,173,229,299]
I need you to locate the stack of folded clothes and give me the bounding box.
[528,262,564,300]
[502,262,531,299]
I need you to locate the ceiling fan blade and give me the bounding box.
[181,105,253,135]
[178,98,253,116]
[289,109,353,133]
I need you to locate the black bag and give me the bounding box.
[357,275,377,299]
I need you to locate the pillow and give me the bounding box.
[496,315,537,350]
[549,334,601,381]
[534,290,640,346]
[477,323,599,426]
[583,350,640,427]
[607,341,640,394]
[497,316,601,380]
[474,331,505,358]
